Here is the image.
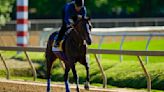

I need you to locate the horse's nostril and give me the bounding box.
[86,40,91,45]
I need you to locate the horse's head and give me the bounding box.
[73,16,92,45]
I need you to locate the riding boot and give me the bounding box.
[54,41,60,47]
[54,35,62,47]
[54,26,66,47]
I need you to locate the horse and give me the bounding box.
[45,17,92,92]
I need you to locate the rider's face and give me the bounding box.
[75,4,82,12]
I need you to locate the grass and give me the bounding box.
[0,39,164,91]
[50,58,164,90]
[1,39,163,62]
[88,39,164,62]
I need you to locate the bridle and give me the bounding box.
[72,18,91,46]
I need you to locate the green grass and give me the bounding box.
[1,39,163,63]
[50,58,164,90]
[0,39,164,90]
[88,39,164,62]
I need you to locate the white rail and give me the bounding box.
[90,27,164,63]
[1,18,164,30]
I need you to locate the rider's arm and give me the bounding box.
[81,6,87,17]
[64,4,71,26]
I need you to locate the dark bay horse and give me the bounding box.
[45,17,92,92]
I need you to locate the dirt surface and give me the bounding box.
[0,79,146,92]
[0,31,41,46]
[0,31,163,46]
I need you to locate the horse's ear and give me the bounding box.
[87,17,91,20]
[85,17,91,21]
[86,17,92,29]
[77,15,82,19]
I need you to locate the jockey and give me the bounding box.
[54,0,87,47]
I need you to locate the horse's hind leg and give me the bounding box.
[46,55,56,92]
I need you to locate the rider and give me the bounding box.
[54,0,87,47]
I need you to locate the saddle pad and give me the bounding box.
[51,33,64,51]
[51,28,72,52]
[52,40,64,51]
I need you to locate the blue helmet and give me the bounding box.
[75,0,84,7]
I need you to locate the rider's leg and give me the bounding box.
[54,25,66,47]
[54,8,66,47]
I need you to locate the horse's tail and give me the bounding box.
[45,32,58,60]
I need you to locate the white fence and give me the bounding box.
[40,26,164,63]
[91,26,164,62]
[1,18,164,31]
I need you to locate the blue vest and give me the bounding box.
[64,1,87,25]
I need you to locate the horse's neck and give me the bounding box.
[64,30,84,55]
[69,29,82,46]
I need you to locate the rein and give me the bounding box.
[66,18,90,47]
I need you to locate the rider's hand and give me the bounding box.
[67,24,74,29]
[77,15,82,19]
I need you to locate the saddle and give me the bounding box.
[52,35,64,51]
[52,28,73,52]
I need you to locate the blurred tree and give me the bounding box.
[85,0,140,18]
[0,0,15,27]
[29,0,67,19]
[10,0,164,19]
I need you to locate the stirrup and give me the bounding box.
[54,42,59,47]
[52,42,61,51]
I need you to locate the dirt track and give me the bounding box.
[0,31,163,46]
[0,79,145,92]
[0,79,115,92]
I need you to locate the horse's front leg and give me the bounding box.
[84,63,90,90]
[71,63,80,92]
[84,56,90,90]
[80,55,90,90]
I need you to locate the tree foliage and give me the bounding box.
[29,0,67,19]
[9,0,164,19]
[0,0,15,27]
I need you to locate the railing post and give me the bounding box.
[94,54,107,88]
[120,35,126,62]
[137,56,151,92]
[115,21,119,27]
[98,36,105,60]
[145,36,152,64]
[0,53,10,79]
[134,20,139,26]
[154,19,158,26]
[24,50,37,81]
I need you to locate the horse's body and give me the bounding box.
[45,17,92,92]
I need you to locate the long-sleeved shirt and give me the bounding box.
[63,1,87,25]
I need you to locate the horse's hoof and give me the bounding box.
[76,88,80,92]
[84,82,90,90]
